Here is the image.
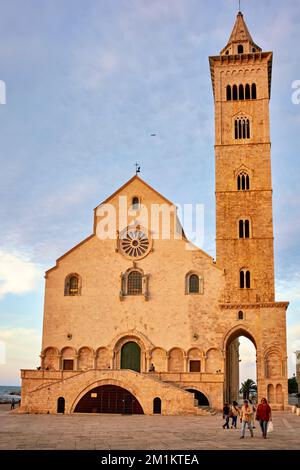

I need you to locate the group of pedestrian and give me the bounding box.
[223,397,272,439]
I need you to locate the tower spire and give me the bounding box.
[220,11,261,55]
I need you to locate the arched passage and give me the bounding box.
[74,385,144,414]
[224,327,257,403]
[57,397,65,413]
[186,389,209,407]
[121,342,141,372]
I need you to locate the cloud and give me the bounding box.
[0,251,42,298]
[276,274,300,303]
[0,327,41,384]
[287,323,300,373]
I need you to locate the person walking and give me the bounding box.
[222,403,230,429]
[255,397,272,439]
[11,398,15,410]
[230,401,240,429]
[240,399,254,439]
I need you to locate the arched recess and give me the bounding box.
[96,347,110,370]
[78,347,94,371]
[223,326,257,403]
[42,346,59,370]
[186,389,210,407]
[151,347,167,372]
[121,342,141,372]
[74,384,144,414]
[276,384,283,407]
[267,384,275,403]
[264,349,282,379]
[168,348,184,372]
[111,330,152,372]
[187,348,201,372]
[61,347,77,370]
[205,348,223,374]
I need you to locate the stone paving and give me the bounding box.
[0,410,299,450]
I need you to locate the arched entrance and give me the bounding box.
[225,328,257,403]
[121,342,141,372]
[186,389,209,407]
[57,397,65,413]
[74,385,144,414]
[153,397,162,414]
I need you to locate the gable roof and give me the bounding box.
[94,174,175,210]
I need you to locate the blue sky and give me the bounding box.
[0,0,299,385]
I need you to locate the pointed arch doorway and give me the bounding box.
[121,341,141,372]
[225,328,257,403]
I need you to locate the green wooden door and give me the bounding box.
[121,342,141,372]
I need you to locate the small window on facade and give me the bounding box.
[238,311,244,320]
[226,50,229,55]
[63,359,74,371]
[189,274,200,294]
[252,47,256,53]
[233,85,238,101]
[189,360,201,372]
[234,118,250,140]
[127,270,142,295]
[251,83,257,100]
[237,172,250,191]
[240,270,251,289]
[132,197,140,210]
[245,84,251,100]
[65,274,80,296]
[239,84,244,100]
[239,219,250,239]
[238,45,244,54]
[226,85,232,101]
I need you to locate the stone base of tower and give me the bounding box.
[18,369,224,415]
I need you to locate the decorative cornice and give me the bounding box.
[219,302,289,310]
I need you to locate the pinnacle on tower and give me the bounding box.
[220,12,262,56]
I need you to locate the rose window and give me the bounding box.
[119,227,151,259]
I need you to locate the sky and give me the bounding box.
[0,0,299,386]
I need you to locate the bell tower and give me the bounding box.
[209,11,274,304]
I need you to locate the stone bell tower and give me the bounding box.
[210,12,289,409]
[209,11,274,304]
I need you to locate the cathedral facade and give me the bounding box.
[19,12,289,415]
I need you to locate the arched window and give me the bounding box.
[239,219,250,239]
[239,84,244,100]
[238,311,244,320]
[132,197,140,210]
[237,171,250,191]
[127,271,142,295]
[238,44,244,54]
[233,85,238,101]
[64,274,81,296]
[240,269,251,289]
[186,273,203,295]
[189,274,200,293]
[251,83,257,100]
[226,85,232,101]
[245,84,251,100]
[234,118,250,140]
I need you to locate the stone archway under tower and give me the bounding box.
[224,327,257,404]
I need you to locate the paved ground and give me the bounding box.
[0,409,299,450]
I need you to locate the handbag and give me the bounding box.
[267,421,274,433]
